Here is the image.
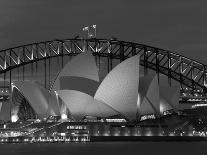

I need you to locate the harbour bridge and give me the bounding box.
[0,38,206,103]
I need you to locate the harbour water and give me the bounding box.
[0,142,205,155]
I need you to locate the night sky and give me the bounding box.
[1,2,207,152]
[0,0,207,64]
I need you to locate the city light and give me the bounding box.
[105,119,126,122]
[61,113,68,120]
[140,114,156,121]
[11,115,18,123]
[192,104,207,108]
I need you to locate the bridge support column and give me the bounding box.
[168,53,171,86]
[120,42,125,62]
[23,46,26,81]
[61,42,64,69]
[44,58,47,89]
[155,49,159,84]
[9,50,12,89]
[107,53,113,72]
[143,46,148,76]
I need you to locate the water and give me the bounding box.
[0,142,206,155]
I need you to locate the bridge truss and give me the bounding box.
[0,38,207,97]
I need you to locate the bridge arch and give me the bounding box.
[0,38,206,93]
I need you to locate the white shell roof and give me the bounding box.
[12,81,59,119]
[159,85,180,113]
[158,75,180,113]
[94,55,140,121]
[138,74,160,116]
[56,90,118,121]
[52,51,99,91]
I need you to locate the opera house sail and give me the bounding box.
[56,90,118,121]
[8,49,180,123]
[159,78,180,114]
[51,50,100,96]
[56,53,140,122]
[2,36,207,142]
[94,55,140,121]
[11,81,59,121]
[138,75,160,120]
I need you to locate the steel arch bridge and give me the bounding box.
[0,38,207,94]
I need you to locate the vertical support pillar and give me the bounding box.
[179,57,183,90]
[44,41,47,89]
[61,42,64,69]
[9,50,12,90]
[31,62,33,79]
[98,53,101,70]
[3,72,6,92]
[48,43,52,87]
[84,40,88,52]
[120,42,125,62]
[73,41,77,54]
[23,46,25,81]
[155,49,159,84]
[18,66,19,81]
[98,42,101,72]
[107,52,113,72]
[203,66,207,94]
[107,53,110,73]
[107,41,112,73]
[31,46,34,80]
[132,44,136,56]
[168,53,171,86]
[49,57,51,87]
[143,46,148,76]
[94,41,98,67]
[44,58,47,89]
[35,44,38,80]
[191,62,195,93]
[110,53,113,70]
[3,51,6,93]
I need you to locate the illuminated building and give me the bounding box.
[8,50,181,123]
[0,49,196,143]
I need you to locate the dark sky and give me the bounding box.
[0,0,207,64]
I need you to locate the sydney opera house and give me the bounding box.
[0,49,204,142]
[9,50,180,123]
